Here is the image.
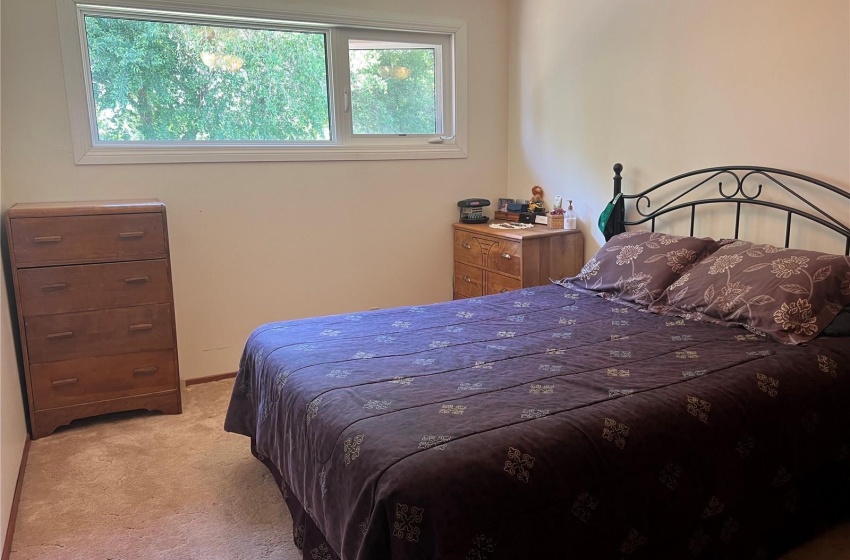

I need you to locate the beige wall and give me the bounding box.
[508,0,850,255]
[2,0,30,545]
[1,0,510,380]
[1,230,27,549]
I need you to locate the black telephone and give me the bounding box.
[457,198,491,224]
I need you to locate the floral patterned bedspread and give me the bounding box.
[224,283,850,560]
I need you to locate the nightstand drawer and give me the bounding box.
[454,262,484,298]
[10,213,166,267]
[454,230,483,267]
[486,272,522,295]
[485,239,521,276]
[25,303,174,364]
[17,260,171,316]
[30,350,177,411]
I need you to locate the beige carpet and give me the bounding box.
[10,380,299,560]
[9,379,850,560]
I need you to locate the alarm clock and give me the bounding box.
[457,198,491,224]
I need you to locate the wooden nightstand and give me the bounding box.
[5,200,182,438]
[452,222,584,299]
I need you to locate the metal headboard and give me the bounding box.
[609,163,850,255]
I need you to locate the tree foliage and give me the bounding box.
[85,16,439,142]
[349,48,437,135]
[86,16,329,141]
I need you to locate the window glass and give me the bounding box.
[84,16,330,142]
[348,40,437,135]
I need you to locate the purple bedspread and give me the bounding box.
[224,284,850,560]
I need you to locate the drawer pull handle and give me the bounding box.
[462,243,471,249]
[500,288,510,293]
[129,323,154,332]
[462,275,472,283]
[124,276,150,284]
[46,331,74,340]
[40,283,68,292]
[133,367,159,376]
[34,235,62,243]
[119,231,145,239]
[501,253,512,259]
[51,377,78,387]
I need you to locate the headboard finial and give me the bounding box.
[613,163,623,197]
[608,163,626,240]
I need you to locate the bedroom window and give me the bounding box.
[56,1,466,164]
[347,37,444,136]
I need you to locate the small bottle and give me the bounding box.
[565,200,577,230]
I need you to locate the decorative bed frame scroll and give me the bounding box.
[609,163,850,255]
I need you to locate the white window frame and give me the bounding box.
[339,30,452,143]
[56,0,467,164]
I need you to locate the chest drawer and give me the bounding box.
[10,213,166,267]
[485,238,521,276]
[453,262,484,298]
[30,349,177,411]
[24,303,174,364]
[486,272,522,295]
[17,260,171,317]
[454,230,483,266]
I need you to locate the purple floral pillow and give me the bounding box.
[651,240,850,343]
[569,231,720,305]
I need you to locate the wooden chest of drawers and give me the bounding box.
[453,222,584,299]
[6,200,181,438]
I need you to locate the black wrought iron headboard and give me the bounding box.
[609,163,850,255]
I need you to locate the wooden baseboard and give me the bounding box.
[184,372,237,387]
[3,436,31,560]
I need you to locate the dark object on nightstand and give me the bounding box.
[457,198,491,224]
[507,202,528,213]
[5,200,182,439]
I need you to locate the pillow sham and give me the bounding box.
[569,231,720,305]
[651,240,850,344]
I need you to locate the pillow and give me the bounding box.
[569,231,721,305]
[651,240,850,344]
[822,305,850,336]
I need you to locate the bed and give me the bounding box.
[225,164,850,560]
